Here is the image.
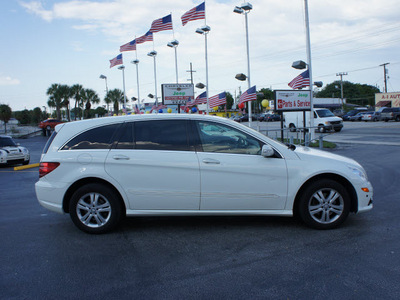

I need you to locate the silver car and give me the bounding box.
[0,135,30,166]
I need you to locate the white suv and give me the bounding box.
[35,114,373,233]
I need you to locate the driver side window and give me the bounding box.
[196,121,262,155]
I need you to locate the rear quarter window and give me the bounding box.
[61,123,120,150]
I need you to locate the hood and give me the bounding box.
[293,146,361,168]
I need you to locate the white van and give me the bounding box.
[284,108,343,133]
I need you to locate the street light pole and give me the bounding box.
[131,60,141,111]
[118,66,127,113]
[148,51,158,107]
[234,2,253,127]
[167,40,179,84]
[196,26,211,114]
[99,74,109,112]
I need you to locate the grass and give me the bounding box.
[278,138,336,149]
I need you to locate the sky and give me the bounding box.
[1,0,399,112]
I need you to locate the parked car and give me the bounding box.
[349,111,370,121]
[234,114,256,122]
[36,114,373,233]
[380,107,400,122]
[342,108,368,121]
[38,119,63,132]
[0,135,30,166]
[259,113,281,122]
[361,111,381,122]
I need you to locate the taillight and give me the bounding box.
[39,162,60,178]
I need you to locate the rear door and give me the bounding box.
[105,120,201,210]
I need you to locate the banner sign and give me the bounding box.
[162,84,194,105]
[274,90,312,112]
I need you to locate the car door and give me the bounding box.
[194,120,288,210]
[104,120,201,210]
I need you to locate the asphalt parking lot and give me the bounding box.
[1,121,400,299]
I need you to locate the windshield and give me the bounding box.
[0,137,17,147]
[316,109,335,118]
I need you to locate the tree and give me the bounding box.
[82,89,100,119]
[32,107,43,124]
[71,84,85,120]
[315,81,380,107]
[0,104,12,133]
[46,84,63,120]
[105,89,124,115]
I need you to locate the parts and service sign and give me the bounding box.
[274,90,311,112]
[162,84,194,105]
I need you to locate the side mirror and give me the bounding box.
[261,144,275,157]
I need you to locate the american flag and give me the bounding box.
[120,39,136,52]
[239,86,257,104]
[181,2,205,26]
[186,97,196,107]
[195,91,207,105]
[150,103,168,113]
[209,92,226,108]
[136,31,153,44]
[134,104,141,114]
[288,70,310,89]
[150,14,173,33]
[109,54,123,68]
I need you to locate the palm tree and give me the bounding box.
[58,84,72,122]
[46,84,63,120]
[0,104,12,133]
[71,84,84,120]
[105,89,124,115]
[82,89,100,119]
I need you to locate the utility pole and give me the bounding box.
[186,62,196,84]
[380,63,390,93]
[336,72,348,110]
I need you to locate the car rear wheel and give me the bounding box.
[289,124,296,132]
[298,179,350,229]
[69,183,123,234]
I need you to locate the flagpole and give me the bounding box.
[304,0,314,140]
[244,8,252,127]
[132,47,141,111]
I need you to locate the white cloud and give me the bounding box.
[0,76,20,86]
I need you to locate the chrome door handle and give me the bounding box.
[202,158,220,164]
[113,155,130,160]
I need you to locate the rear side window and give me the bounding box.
[62,124,120,150]
[42,131,57,154]
[134,120,190,151]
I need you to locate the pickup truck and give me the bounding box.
[380,107,400,122]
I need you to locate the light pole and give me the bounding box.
[131,59,141,110]
[196,25,211,114]
[118,66,127,113]
[99,74,109,112]
[167,40,179,83]
[147,51,158,106]
[234,2,253,127]
[336,72,347,110]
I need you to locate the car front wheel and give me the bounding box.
[69,183,123,234]
[298,179,350,229]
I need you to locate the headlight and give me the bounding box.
[0,150,5,157]
[21,148,29,154]
[348,166,368,181]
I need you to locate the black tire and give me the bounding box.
[318,125,326,133]
[334,128,342,132]
[297,179,350,229]
[46,125,51,130]
[395,116,400,122]
[22,160,30,165]
[69,183,123,234]
[289,124,296,132]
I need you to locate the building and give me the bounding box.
[375,92,400,108]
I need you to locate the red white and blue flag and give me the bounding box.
[195,91,207,105]
[109,54,123,68]
[239,86,257,104]
[136,31,153,44]
[150,103,168,113]
[150,14,173,33]
[181,2,205,26]
[120,39,136,52]
[209,92,226,108]
[134,104,141,114]
[288,70,310,89]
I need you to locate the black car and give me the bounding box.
[234,114,257,122]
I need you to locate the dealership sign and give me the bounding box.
[274,90,312,112]
[162,84,194,105]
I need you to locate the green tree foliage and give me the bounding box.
[0,104,12,133]
[82,89,100,119]
[105,89,124,114]
[315,81,380,107]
